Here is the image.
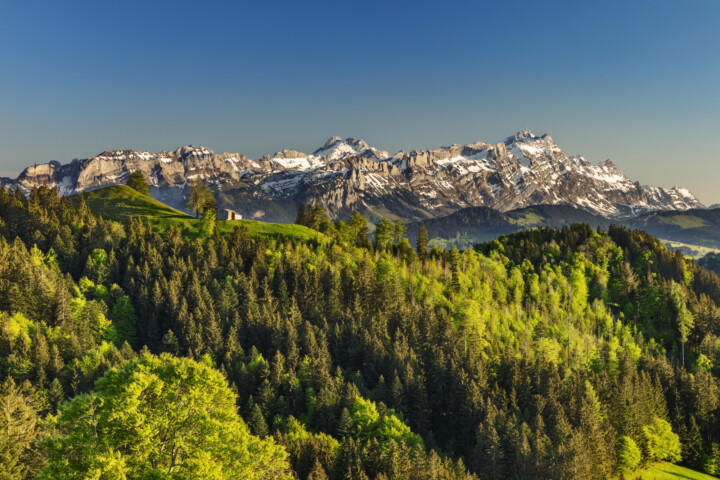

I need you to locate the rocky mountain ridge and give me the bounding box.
[2,131,704,223]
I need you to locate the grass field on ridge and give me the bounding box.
[71,185,321,242]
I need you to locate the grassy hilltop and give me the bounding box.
[70,185,321,242]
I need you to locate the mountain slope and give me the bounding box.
[4,131,703,223]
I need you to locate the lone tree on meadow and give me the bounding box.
[186,178,217,218]
[126,171,149,196]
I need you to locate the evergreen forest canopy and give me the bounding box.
[2,186,720,479]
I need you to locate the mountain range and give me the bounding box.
[0,131,704,224]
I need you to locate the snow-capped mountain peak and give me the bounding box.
[174,145,214,158]
[312,137,389,160]
[505,129,539,144]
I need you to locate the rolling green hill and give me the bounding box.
[70,185,322,242]
[71,185,193,224]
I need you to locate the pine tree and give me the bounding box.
[681,416,704,468]
[295,204,307,226]
[473,401,505,480]
[0,378,41,479]
[390,375,405,413]
[416,223,429,259]
[308,459,329,480]
[249,402,269,437]
[338,407,353,438]
[375,218,394,249]
[450,244,460,292]
[48,378,64,413]
[393,219,406,245]
[309,204,325,231]
[348,212,369,247]
[161,329,180,355]
[671,281,694,367]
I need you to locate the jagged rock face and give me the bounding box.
[5,132,704,223]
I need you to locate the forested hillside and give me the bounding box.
[699,253,720,278]
[403,204,610,248]
[403,203,720,251]
[2,186,720,479]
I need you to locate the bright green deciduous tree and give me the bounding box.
[185,179,217,218]
[643,417,682,463]
[39,353,292,480]
[350,396,423,449]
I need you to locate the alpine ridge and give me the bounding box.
[2,131,703,223]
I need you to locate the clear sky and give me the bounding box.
[1,0,719,203]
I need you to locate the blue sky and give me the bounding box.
[1,0,719,203]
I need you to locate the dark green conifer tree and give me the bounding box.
[126,171,150,195]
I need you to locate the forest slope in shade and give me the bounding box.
[2,185,720,479]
